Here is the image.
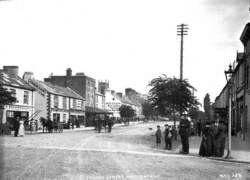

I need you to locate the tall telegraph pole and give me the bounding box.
[177,24,188,80]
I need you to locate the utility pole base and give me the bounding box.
[225,150,233,159]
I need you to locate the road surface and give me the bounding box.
[0,121,249,180]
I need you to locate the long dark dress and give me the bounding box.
[214,125,226,157]
[199,126,213,157]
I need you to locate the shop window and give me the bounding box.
[21,112,28,117]
[53,113,60,122]
[23,91,29,104]
[6,111,14,118]
[63,114,67,123]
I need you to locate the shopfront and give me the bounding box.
[2,105,34,132]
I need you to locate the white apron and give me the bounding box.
[18,120,25,136]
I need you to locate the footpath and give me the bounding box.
[186,136,250,164]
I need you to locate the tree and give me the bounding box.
[142,101,154,119]
[0,85,16,107]
[148,75,200,127]
[0,84,16,126]
[188,106,199,121]
[203,93,212,122]
[119,105,135,124]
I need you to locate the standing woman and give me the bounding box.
[18,118,25,137]
[199,122,213,156]
[199,123,209,156]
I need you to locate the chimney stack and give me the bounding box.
[23,72,34,82]
[3,66,19,76]
[66,68,72,77]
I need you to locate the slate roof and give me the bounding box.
[0,70,35,90]
[29,79,85,100]
[240,23,250,45]
[236,52,244,62]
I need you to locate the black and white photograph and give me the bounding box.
[0,0,250,179]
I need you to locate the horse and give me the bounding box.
[103,119,108,132]
[52,121,63,133]
[40,118,53,133]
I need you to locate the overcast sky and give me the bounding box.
[0,0,249,107]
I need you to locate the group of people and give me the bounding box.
[13,116,25,137]
[155,124,174,150]
[155,116,226,157]
[155,117,190,153]
[95,115,114,133]
[199,120,226,157]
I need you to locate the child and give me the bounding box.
[164,125,172,150]
[155,125,162,148]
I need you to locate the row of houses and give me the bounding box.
[0,66,146,133]
[213,22,250,141]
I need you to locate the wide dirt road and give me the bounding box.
[0,122,249,180]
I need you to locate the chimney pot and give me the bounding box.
[66,68,72,77]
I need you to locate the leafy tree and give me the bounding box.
[203,93,211,122]
[0,85,16,106]
[119,105,135,124]
[0,84,16,125]
[148,75,200,127]
[142,101,154,119]
[188,106,199,121]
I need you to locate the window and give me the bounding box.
[6,111,14,118]
[53,113,60,123]
[54,95,59,108]
[10,89,16,98]
[63,97,67,109]
[76,100,82,109]
[21,112,28,117]
[63,114,67,123]
[73,99,76,108]
[23,91,29,104]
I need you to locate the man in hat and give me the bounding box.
[179,116,190,154]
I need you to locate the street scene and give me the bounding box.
[1,0,250,180]
[1,121,249,180]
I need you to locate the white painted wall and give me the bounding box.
[105,90,122,117]
[2,85,35,123]
[3,85,34,106]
